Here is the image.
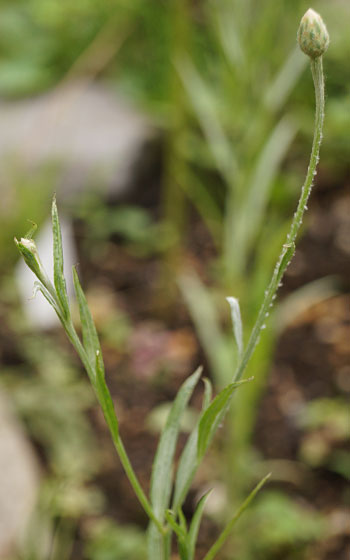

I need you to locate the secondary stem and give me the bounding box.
[233,55,325,383]
[64,319,165,536]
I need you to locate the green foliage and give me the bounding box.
[16,198,269,559]
[250,491,325,552]
[85,518,146,560]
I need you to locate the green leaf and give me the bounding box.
[72,266,103,377]
[187,490,212,560]
[203,474,271,560]
[94,350,119,441]
[179,272,235,387]
[148,367,202,558]
[226,297,243,359]
[172,378,212,512]
[197,379,252,462]
[32,281,62,320]
[52,196,70,319]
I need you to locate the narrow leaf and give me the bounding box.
[148,367,202,557]
[187,490,212,560]
[179,272,235,387]
[202,378,212,410]
[226,297,243,359]
[52,197,70,318]
[73,266,103,375]
[203,474,271,560]
[172,378,212,512]
[197,379,252,462]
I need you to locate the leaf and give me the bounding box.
[32,281,63,320]
[226,297,243,359]
[148,367,202,558]
[172,378,212,512]
[72,266,103,377]
[197,379,252,462]
[203,474,271,560]
[187,490,212,560]
[179,272,235,387]
[177,56,237,187]
[94,350,119,442]
[52,196,70,319]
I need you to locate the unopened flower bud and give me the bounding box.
[297,9,329,59]
[15,237,50,288]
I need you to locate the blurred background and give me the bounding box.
[0,0,349,559]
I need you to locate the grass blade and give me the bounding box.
[172,378,212,512]
[72,266,102,373]
[148,367,202,558]
[187,490,212,560]
[179,271,235,388]
[52,197,70,319]
[197,379,252,462]
[203,473,271,560]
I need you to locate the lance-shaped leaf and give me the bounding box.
[52,197,70,319]
[94,350,119,440]
[72,266,103,374]
[172,378,212,512]
[148,367,202,558]
[197,378,252,462]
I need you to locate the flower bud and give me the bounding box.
[15,237,50,288]
[297,9,329,59]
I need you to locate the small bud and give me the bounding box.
[297,9,329,59]
[15,237,50,288]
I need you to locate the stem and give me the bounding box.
[202,474,271,560]
[233,56,325,383]
[63,319,165,536]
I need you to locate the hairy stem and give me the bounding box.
[233,55,325,383]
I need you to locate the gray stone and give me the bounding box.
[0,81,157,201]
[0,392,39,557]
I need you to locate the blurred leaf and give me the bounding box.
[298,398,349,439]
[177,56,237,187]
[250,491,325,550]
[226,296,243,360]
[85,518,146,560]
[179,271,235,388]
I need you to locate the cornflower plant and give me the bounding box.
[15,9,328,560]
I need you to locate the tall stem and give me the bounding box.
[233,56,325,383]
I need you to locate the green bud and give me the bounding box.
[297,9,329,59]
[15,237,51,289]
